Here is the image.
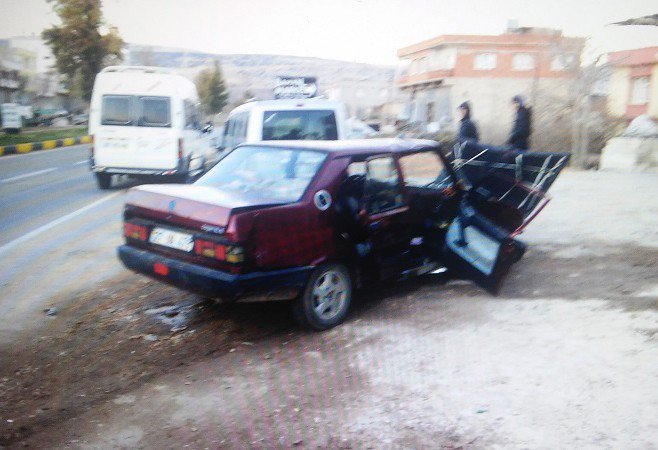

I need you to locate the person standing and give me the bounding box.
[456,101,479,143]
[507,95,532,151]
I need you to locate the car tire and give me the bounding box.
[95,173,112,190]
[293,263,352,330]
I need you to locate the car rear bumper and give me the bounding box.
[93,166,180,176]
[118,245,313,301]
[91,154,191,177]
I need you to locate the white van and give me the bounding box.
[219,98,349,150]
[89,66,216,189]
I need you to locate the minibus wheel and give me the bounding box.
[95,173,112,190]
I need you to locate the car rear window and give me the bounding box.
[262,110,338,140]
[101,95,132,125]
[139,97,170,127]
[100,95,171,127]
[197,146,327,203]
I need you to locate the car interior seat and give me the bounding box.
[336,174,366,232]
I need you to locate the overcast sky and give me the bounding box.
[1,0,656,65]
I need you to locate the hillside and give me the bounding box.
[126,44,397,107]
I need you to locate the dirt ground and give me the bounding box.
[1,170,657,449]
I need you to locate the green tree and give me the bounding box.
[195,60,229,115]
[42,0,123,101]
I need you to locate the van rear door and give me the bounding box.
[94,95,178,170]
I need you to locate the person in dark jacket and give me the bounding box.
[507,95,532,151]
[457,101,479,143]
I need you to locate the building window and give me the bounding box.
[410,59,419,75]
[418,57,428,73]
[551,54,575,71]
[474,53,497,70]
[631,77,650,105]
[409,57,429,75]
[512,53,535,71]
[430,49,456,70]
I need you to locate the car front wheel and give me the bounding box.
[293,263,352,330]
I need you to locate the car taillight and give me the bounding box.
[194,239,244,263]
[194,239,227,260]
[90,134,94,157]
[124,222,149,241]
[178,138,183,159]
[226,245,245,264]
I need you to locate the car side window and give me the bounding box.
[399,151,445,187]
[234,112,248,146]
[224,118,235,149]
[364,156,405,215]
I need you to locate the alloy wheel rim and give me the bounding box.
[311,269,348,321]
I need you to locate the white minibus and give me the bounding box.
[89,66,216,189]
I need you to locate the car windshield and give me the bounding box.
[197,146,327,203]
[262,110,338,140]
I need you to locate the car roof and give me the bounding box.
[228,98,346,115]
[239,138,441,157]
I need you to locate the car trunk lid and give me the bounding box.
[125,184,286,230]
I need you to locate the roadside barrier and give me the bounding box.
[0,135,92,156]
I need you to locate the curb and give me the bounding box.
[0,135,92,156]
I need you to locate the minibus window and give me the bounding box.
[101,95,132,126]
[184,100,200,129]
[139,96,171,127]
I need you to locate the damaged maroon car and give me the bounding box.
[118,139,569,330]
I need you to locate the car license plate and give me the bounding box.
[149,227,194,252]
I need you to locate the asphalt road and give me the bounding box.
[0,145,129,343]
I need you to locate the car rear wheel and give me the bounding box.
[95,173,112,190]
[293,263,352,330]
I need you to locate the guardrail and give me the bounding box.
[0,135,92,156]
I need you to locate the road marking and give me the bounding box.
[0,168,56,183]
[74,160,88,165]
[0,192,122,258]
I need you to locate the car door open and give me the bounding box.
[361,154,412,279]
[443,201,520,294]
[443,142,571,294]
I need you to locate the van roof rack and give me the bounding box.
[101,66,173,74]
